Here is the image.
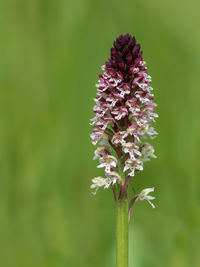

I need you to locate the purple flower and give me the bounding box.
[90,34,158,200]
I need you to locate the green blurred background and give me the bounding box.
[0,0,200,266]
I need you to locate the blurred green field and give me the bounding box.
[0,0,200,266]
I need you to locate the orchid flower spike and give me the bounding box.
[90,34,158,207]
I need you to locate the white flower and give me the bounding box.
[93,102,111,118]
[141,143,156,162]
[90,177,113,195]
[89,116,97,125]
[111,106,128,120]
[101,65,105,70]
[126,99,141,115]
[133,67,139,73]
[123,158,143,176]
[137,187,155,208]
[134,91,151,104]
[90,129,108,145]
[141,106,158,123]
[105,92,122,107]
[136,82,148,90]
[91,172,122,194]
[96,115,114,131]
[126,125,141,143]
[108,171,122,184]
[112,131,128,146]
[122,142,141,160]
[116,84,130,98]
[129,113,148,127]
[139,60,146,67]
[141,125,158,139]
[108,77,122,87]
[97,155,118,173]
[96,82,108,92]
[93,147,109,160]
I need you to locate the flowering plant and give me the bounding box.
[90,34,158,267]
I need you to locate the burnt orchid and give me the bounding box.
[90,34,157,202]
[90,34,158,267]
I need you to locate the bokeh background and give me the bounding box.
[0,0,200,266]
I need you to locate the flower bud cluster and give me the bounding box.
[90,34,157,201]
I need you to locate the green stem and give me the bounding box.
[117,199,128,267]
